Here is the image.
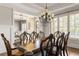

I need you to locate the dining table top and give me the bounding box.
[16,39,42,53]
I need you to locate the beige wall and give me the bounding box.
[0,6,13,25]
[0,6,13,53]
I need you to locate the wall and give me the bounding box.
[0,6,12,25]
[0,6,13,53]
[43,23,51,37]
[68,38,79,49]
[0,25,11,53]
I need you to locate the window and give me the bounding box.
[69,14,75,38]
[51,12,79,39]
[75,14,79,38]
[59,16,68,33]
[51,18,58,33]
[69,13,79,38]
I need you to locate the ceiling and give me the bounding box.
[23,3,73,10]
[0,3,79,16]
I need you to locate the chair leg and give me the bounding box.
[63,50,65,56]
[41,50,44,56]
[59,50,62,56]
[65,49,68,56]
[23,41,25,45]
[46,52,48,56]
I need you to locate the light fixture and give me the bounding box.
[39,4,54,23]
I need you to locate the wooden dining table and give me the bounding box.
[13,36,48,56]
[15,39,42,55]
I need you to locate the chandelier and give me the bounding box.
[39,4,54,23]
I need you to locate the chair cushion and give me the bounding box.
[23,52,33,56]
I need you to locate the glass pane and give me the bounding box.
[51,18,58,33]
[69,14,75,38]
[74,14,79,38]
[59,16,68,33]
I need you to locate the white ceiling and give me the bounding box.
[0,3,79,16]
[27,3,73,10]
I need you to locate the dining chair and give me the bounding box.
[42,33,66,56]
[40,33,61,56]
[30,31,38,43]
[46,33,66,56]
[20,31,31,45]
[1,33,23,56]
[56,32,65,56]
[59,32,70,56]
[40,36,49,56]
[45,34,57,56]
[39,31,45,40]
[54,31,62,44]
[54,31,61,37]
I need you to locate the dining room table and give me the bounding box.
[14,38,43,56]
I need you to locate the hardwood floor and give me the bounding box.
[68,47,79,56]
[0,47,79,56]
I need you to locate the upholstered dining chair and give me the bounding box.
[54,31,61,37]
[1,33,23,56]
[64,32,70,56]
[40,33,61,56]
[59,32,70,56]
[30,31,38,43]
[40,32,67,56]
[40,35,49,56]
[56,32,65,56]
[54,31,62,44]
[19,31,31,45]
[46,33,66,56]
[39,31,45,40]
